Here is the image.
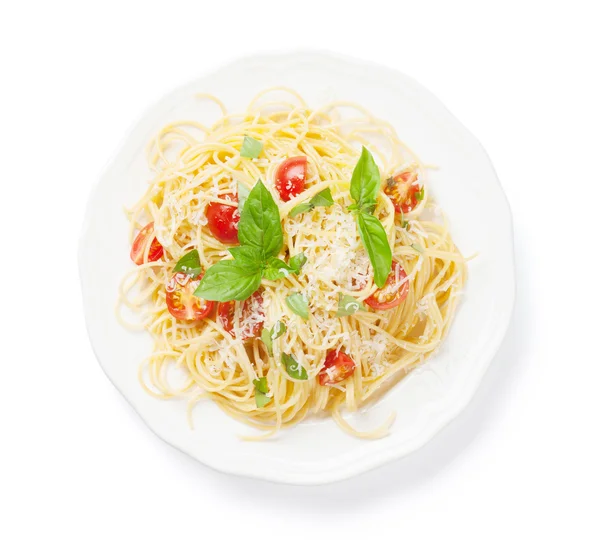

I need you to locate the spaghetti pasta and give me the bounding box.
[118,88,467,439]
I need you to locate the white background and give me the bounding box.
[1,1,599,553]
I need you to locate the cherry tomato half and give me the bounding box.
[165,272,214,321]
[384,171,423,214]
[364,261,409,310]
[318,350,356,386]
[206,194,240,244]
[274,156,307,202]
[130,222,164,265]
[217,291,265,340]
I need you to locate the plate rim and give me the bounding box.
[78,49,516,485]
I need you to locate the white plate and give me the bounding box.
[79,51,515,485]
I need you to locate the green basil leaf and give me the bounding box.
[253,377,269,394]
[173,249,202,278]
[237,182,250,212]
[286,292,309,320]
[357,212,392,288]
[411,243,424,254]
[289,188,334,218]
[261,320,287,357]
[289,202,312,217]
[260,328,273,356]
[240,135,263,159]
[415,188,425,201]
[238,179,283,260]
[281,353,308,380]
[350,147,381,210]
[264,253,306,281]
[288,253,307,273]
[310,187,334,207]
[255,390,270,407]
[228,245,263,272]
[336,294,365,317]
[271,320,286,340]
[264,258,293,281]
[193,260,262,301]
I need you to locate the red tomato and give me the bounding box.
[318,350,356,386]
[217,291,265,340]
[130,222,163,265]
[365,261,409,310]
[205,194,240,244]
[274,156,307,201]
[384,171,423,214]
[165,272,214,321]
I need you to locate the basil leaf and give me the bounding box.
[261,320,286,357]
[336,294,365,317]
[289,188,334,218]
[252,378,271,408]
[271,320,286,340]
[264,258,293,281]
[193,260,262,301]
[310,188,334,207]
[255,390,270,407]
[260,328,273,356]
[289,202,312,217]
[173,249,202,278]
[357,212,392,288]
[415,189,424,201]
[350,147,381,210]
[238,180,283,260]
[288,253,307,272]
[237,182,250,212]
[411,243,424,253]
[240,136,263,158]
[263,253,306,281]
[253,377,269,394]
[281,353,308,380]
[228,245,263,272]
[286,293,309,320]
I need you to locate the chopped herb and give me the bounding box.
[271,320,286,340]
[289,187,334,217]
[415,189,425,201]
[286,293,309,320]
[289,202,312,217]
[260,328,273,356]
[281,353,308,380]
[263,253,307,281]
[336,294,365,317]
[263,258,293,281]
[310,188,334,207]
[240,135,263,158]
[260,320,287,356]
[253,377,271,407]
[288,253,307,272]
[173,249,202,278]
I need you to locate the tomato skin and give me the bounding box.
[318,350,356,386]
[384,171,422,214]
[130,222,164,265]
[274,156,307,201]
[365,261,409,310]
[217,291,265,340]
[206,194,240,244]
[165,272,214,321]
